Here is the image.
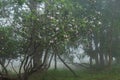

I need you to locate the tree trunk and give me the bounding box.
[99,53,104,67]
[54,54,57,70]
[90,57,93,67]
[57,54,78,77]
[108,54,113,66]
[33,52,42,68]
[22,73,29,80]
[95,54,99,66]
[105,54,108,65]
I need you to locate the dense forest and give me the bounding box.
[0,0,120,80]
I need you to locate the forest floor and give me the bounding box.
[29,66,120,80]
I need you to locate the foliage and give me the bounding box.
[0,0,120,80]
[0,27,18,59]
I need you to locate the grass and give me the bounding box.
[29,66,120,80]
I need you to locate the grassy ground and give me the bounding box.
[29,66,120,80]
[30,70,120,80]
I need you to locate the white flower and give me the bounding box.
[93,25,95,27]
[68,24,72,26]
[72,19,75,22]
[38,35,42,39]
[64,34,68,38]
[56,20,59,22]
[90,21,94,24]
[50,40,54,43]
[54,37,57,40]
[96,11,101,15]
[43,27,45,29]
[70,28,73,31]
[50,16,54,19]
[47,16,54,19]
[56,12,60,15]
[1,37,4,39]
[75,25,78,28]
[98,21,102,25]
[93,17,96,20]
[76,31,78,34]
[56,27,59,31]
[66,38,69,41]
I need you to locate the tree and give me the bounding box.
[0,26,19,76]
[0,0,84,79]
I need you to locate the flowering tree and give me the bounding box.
[0,0,84,80]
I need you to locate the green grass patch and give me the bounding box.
[29,67,120,80]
